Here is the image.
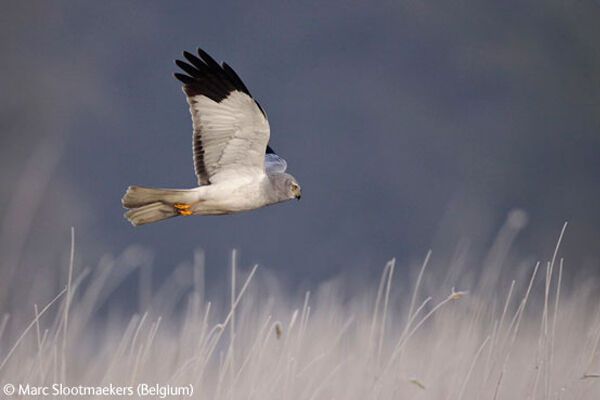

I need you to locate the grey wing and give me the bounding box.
[264,146,288,174]
[175,49,270,185]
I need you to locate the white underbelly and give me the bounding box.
[191,178,267,215]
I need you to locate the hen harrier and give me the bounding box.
[121,48,301,226]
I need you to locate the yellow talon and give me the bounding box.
[174,203,193,216]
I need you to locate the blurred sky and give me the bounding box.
[1,0,599,296]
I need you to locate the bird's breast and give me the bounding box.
[192,176,268,214]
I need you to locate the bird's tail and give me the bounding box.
[121,185,200,226]
[122,185,200,208]
[124,202,178,226]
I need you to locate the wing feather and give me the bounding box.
[265,150,288,174]
[174,48,270,185]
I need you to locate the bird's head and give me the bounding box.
[289,178,302,200]
[270,173,302,201]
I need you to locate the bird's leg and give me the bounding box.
[173,203,193,216]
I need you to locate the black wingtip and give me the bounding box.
[222,62,251,95]
[175,59,199,77]
[174,72,193,85]
[174,47,254,103]
[197,48,219,66]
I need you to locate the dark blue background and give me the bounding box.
[1,1,599,299]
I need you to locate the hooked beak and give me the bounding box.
[293,186,302,200]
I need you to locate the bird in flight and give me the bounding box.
[121,48,301,226]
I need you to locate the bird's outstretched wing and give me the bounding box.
[175,48,270,185]
[265,145,288,174]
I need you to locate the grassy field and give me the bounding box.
[0,223,599,399]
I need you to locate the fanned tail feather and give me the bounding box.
[121,185,202,226]
[124,202,178,226]
[122,185,198,208]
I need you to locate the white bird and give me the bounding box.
[121,48,301,226]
